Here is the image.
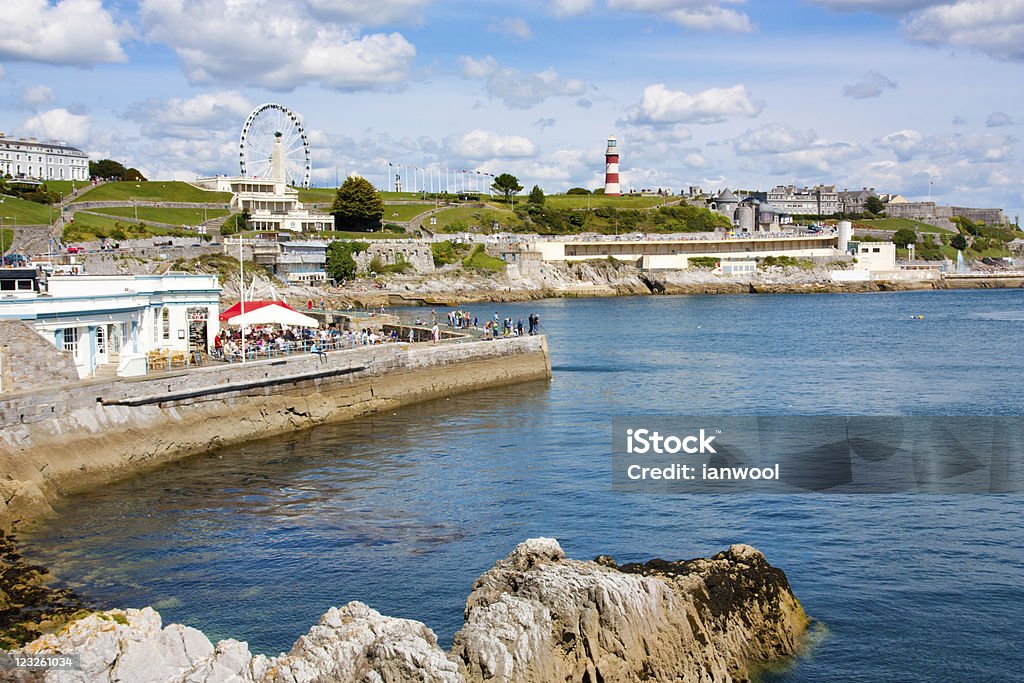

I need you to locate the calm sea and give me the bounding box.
[19,290,1024,681]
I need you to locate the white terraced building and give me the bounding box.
[0,134,89,181]
[195,135,331,233]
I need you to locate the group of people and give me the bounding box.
[425,308,542,341]
[211,324,406,361]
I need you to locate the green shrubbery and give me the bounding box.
[687,256,720,269]
[758,255,814,269]
[461,244,506,272]
[431,240,470,266]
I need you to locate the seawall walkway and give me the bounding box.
[0,335,551,530]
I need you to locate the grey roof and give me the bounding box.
[758,201,788,214]
[717,188,739,202]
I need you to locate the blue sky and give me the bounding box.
[1,0,1021,219]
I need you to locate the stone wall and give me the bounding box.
[355,242,436,273]
[0,336,551,529]
[0,321,79,393]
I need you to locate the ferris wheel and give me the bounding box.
[238,103,312,188]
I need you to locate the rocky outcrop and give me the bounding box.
[451,538,807,682]
[10,539,807,682]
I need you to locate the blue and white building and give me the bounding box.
[0,273,221,378]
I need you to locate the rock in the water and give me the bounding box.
[451,538,808,682]
[13,603,460,683]
[264,602,462,683]
[11,539,807,683]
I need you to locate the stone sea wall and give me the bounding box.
[11,538,809,683]
[0,336,551,530]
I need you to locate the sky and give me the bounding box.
[1,0,1021,219]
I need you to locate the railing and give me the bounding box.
[208,336,406,364]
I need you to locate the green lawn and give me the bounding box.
[432,205,521,231]
[541,194,671,210]
[0,194,58,225]
[71,181,231,204]
[88,206,229,225]
[853,217,952,234]
[0,228,11,252]
[296,188,336,203]
[43,180,88,197]
[64,212,207,241]
[383,204,435,222]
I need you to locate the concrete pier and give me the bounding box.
[0,336,552,530]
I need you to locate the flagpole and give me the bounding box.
[239,235,246,364]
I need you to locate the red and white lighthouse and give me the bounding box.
[604,135,621,196]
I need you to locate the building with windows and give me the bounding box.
[766,184,839,216]
[0,273,220,379]
[194,135,332,233]
[0,134,89,181]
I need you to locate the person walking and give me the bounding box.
[431,323,439,345]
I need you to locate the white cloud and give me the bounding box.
[728,122,866,176]
[21,108,91,145]
[451,129,538,160]
[0,66,5,80]
[140,0,416,90]
[842,71,899,99]
[626,83,763,125]
[550,0,596,16]
[305,0,435,25]
[952,116,968,126]
[733,123,819,154]
[19,85,56,110]
[0,0,129,65]
[126,91,254,138]
[607,0,754,32]
[874,128,927,161]
[459,55,586,108]
[876,128,1015,163]
[904,0,1024,62]
[986,112,1014,127]
[488,17,534,40]
[807,0,942,13]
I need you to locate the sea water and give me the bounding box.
[19,290,1024,681]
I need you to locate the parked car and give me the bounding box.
[66,246,84,254]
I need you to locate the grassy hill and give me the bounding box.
[0,194,59,225]
[63,212,209,242]
[852,217,952,234]
[432,205,522,231]
[88,206,229,225]
[542,194,671,209]
[71,181,231,204]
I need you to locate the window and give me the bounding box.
[62,328,79,354]
[162,307,171,341]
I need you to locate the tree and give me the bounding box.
[326,240,368,281]
[88,159,145,180]
[528,185,545,205]
[892,228,916,248]
[491,173,523,202]
[566,187,591,195]
[331,176,384,231]
[865,195,885,215]
[950,234,968,251]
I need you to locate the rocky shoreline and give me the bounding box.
[271,261,1022,309]
[5,538,808,682]
[0,533,90,651]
